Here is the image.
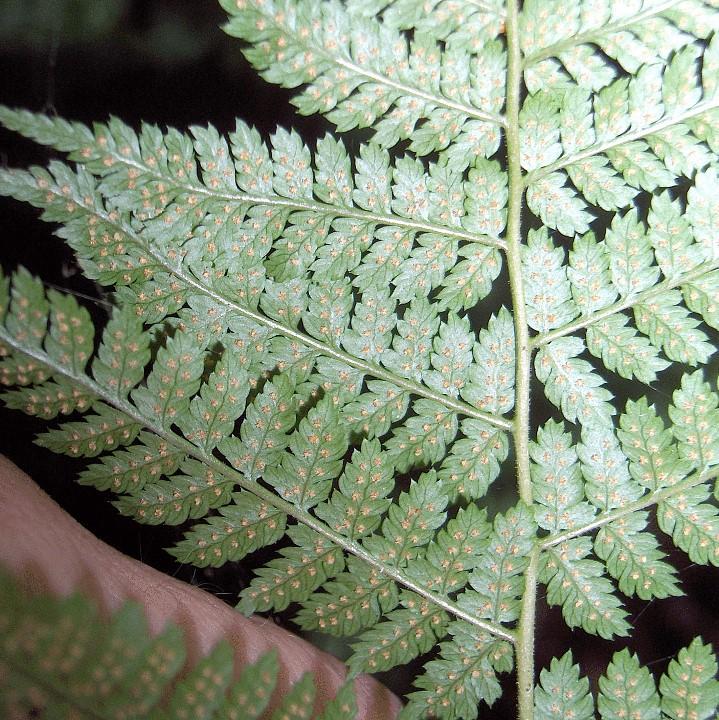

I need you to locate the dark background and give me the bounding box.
[0,1,716,715]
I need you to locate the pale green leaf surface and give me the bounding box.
[660,638,719,720]
[530,420,595,533]
[598,648,661,720]
[541,537,630,639]
[1,3,719,719]
[534,651,594,720]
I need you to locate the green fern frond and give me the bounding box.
[1,0,719,718]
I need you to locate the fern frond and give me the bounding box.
[2,1,719,718]
[221,0,505,155]
[534,651,594,720]
[597,648,661,720]
[541,536,630,639]
[537,640,719,720]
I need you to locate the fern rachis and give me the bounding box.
[1,0,719,718]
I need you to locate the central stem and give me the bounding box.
[504,2,537,718]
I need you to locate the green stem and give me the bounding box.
[505,2,536,718]
[505,1,532,504]
[516,547,539,720]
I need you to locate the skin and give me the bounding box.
[0,454,401,719]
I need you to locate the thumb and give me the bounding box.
[0,455,402,719]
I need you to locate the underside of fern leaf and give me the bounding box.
[0,0,718,718]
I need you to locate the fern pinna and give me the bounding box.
[0,0,718,718]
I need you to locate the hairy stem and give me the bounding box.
[516,547,539,720]
[505,2,536,718]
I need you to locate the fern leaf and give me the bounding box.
[270,673,315,720]
[437,418,509,501]
[36,403,140,458]
[683,270,719,331]
[2,2,719,718]
[648,191,705,278]
[597,648,661,720]
[315,438,394,540]
[405,504,492,595]
[216,650,278,720]
[634,289,714,366]
[526,171,592,237]
[460,307,515,415]
[295,557,399,637]
[92,305,151,400]
[618,396,692,491]
[238,524,345,614]
[164,642,235,720]
[594,511,681,600]
[219,374,296,482]
[0,571,357,719]
[567,231,617,316]
[382,296,439,382]
[668,370,719,470]
[657,485,719,566]
[687,167,719,260]
[347,591,448,675]
[535,336,614,426]
[315,680,357,720]
[131,331,205,431]
[78,432,186,493]
[402,622,512,720]
[577,424,642,511]
[457,503,535,624]
[169,491,287,568]
[660,637,719,720]
[534,651,594,720]
[2,379,93,419]
[341,379,410,439]
[522,228,578,333]
[263,395,348,509]
[364,470,448,566]
[384,399,458,472]
[341,288,396,362]
[605,208,659,296]
[541,537,630,639]
[424,314,475,397]
[114,459,235,526]
[220,0,504,153]
[586,313,669,383]
[530,420,596,533]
